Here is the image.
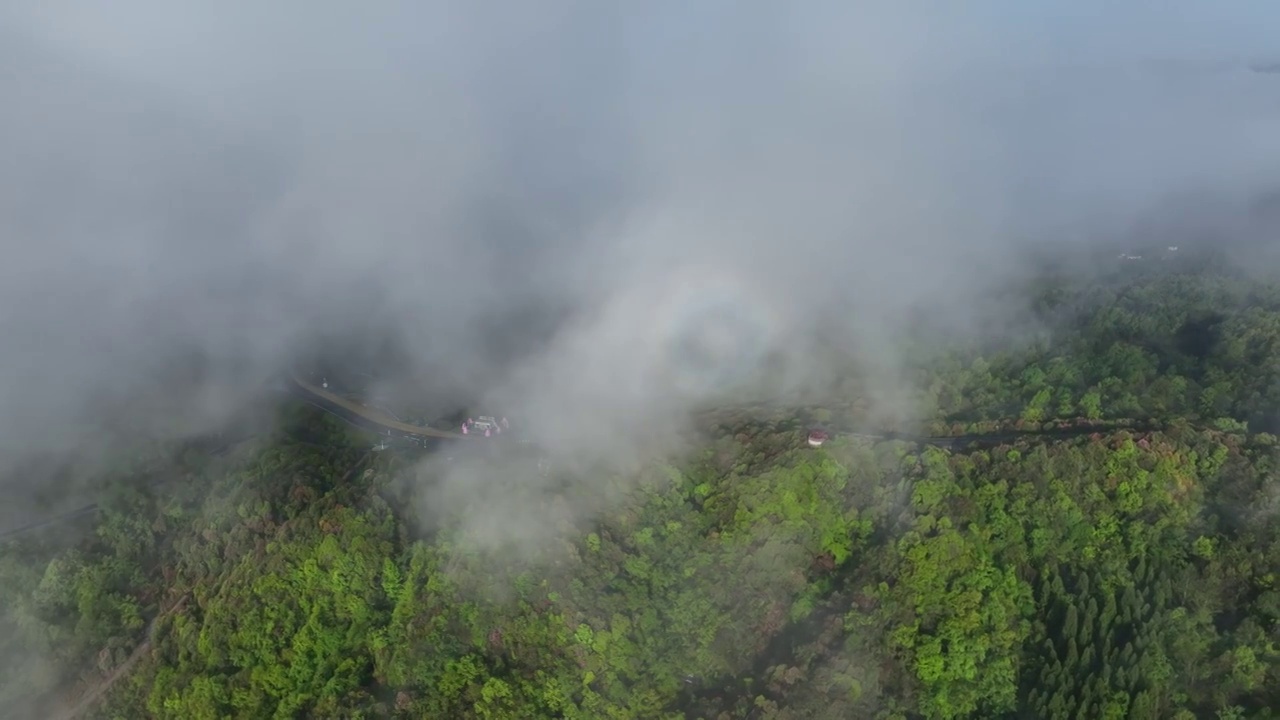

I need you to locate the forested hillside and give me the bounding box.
[3,259,1280,719]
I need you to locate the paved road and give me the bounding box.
[286,370,471,441]
[0,503,99,541]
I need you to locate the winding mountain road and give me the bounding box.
[0,380,1161,543]
[285,370,470,441]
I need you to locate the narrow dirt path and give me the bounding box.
[52,594,190,720]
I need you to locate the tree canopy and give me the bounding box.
[3,257,1280,719]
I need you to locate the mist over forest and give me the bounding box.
[3,3,1280,719]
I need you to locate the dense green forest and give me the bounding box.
[3,255,1280,719]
